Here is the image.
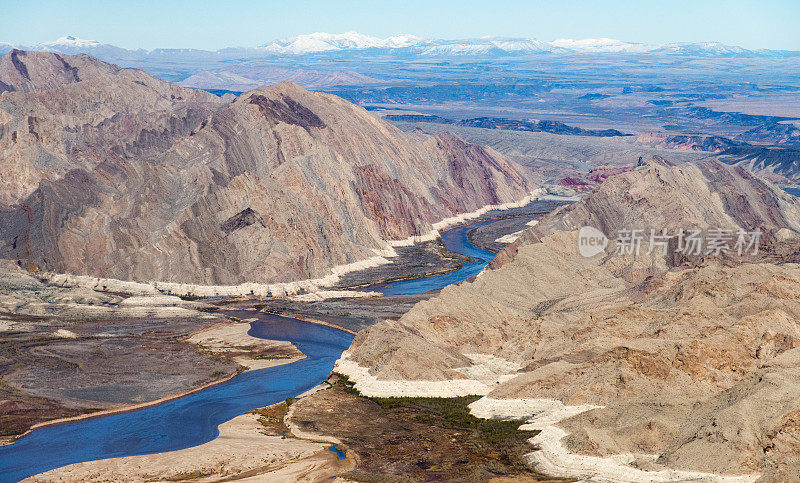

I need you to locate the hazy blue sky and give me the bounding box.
[3,0,799,50]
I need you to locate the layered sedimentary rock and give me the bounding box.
[718,145,800,185]
[0,50,223,207]
[504,156,800,259]
[636,133,745,153]
[0,50,532,285]
[339,158,800,479]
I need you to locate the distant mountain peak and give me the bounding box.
[259,31,425,54]
[1,32,795,59]
[551,37,654,53]
[41,35,102,48]
[255,32,780,57]
[654,41,751,56]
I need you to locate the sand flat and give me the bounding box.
[24,412,351,482]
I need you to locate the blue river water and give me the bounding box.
[0,220,497,482]
[329,444,347,459]
[365,220,496,296]
[783,186,800,197]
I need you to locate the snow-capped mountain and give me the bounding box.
[31,35,146,59]
[39,35,102,49]
[255,33,791,57]
[551,37,654,53]
[3,33,797,60]
[488,38,565,53]
[382,34,424,49]
[260,31,424,54]
[0,42,22,55]
[258,32,566,56]
[652,41,752,56]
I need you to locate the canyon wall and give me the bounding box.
[339,158,800,480]
[0,50,533,285]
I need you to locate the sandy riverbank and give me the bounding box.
[25,408,353,482]
[333,352,763,482]
[187,320,307,370]
[5,320,305,447]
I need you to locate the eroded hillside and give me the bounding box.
[339,158,800,480]
[0,50,534,286]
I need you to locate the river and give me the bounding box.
[365,219,495,296]
[0,219,497,482]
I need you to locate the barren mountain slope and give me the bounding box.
[339,158,800,479]
[0,51,532,285]
[718,145,800,185]
[0,50,223,206]
[490,156,800,269]
[0,48,134,94]
[178,65,385,91]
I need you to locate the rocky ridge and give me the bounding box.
[337,158,800,480]
[0,50,533,287]
[0,50,222,206]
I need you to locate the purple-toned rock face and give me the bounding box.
[0,51,532,285]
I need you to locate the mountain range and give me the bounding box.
[2,33,797,61]
[0,50,533,287]
[338,156,800,480]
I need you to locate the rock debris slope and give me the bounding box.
[339,157,800,480]
[0,50,532,285]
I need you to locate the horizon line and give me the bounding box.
[2,32,798,53]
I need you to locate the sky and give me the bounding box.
[2,0,799,51]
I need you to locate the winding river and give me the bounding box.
[0,220,497,482]
[366,219,495,296]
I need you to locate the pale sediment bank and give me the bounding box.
[494,219,539,244]
[333,351,518,398]
[24,410,351,482]
[186,321,302,355]
[187,321,307,369]
[432,189,546,230]
[335,354,761,482]
[289,289,382,302]
[473,396,760,482]
[524,424,758,483]
[1,290,217,320]
[539,194,581,202]
[232,355,305,372]
[37,190,546,299]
